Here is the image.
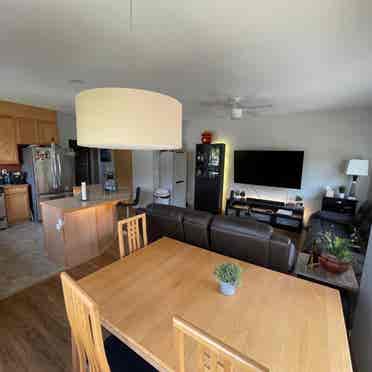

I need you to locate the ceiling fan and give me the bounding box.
[200,96,273,120]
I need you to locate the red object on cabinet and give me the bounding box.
[201,131,212,144]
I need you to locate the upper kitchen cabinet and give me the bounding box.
[37,120,59,144]
[0,100,58,147]
[0,116,19,164]
[16,117,39,144]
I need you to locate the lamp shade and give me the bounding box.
[75,88,182,150]
[346,159,369,176]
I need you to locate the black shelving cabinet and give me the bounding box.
[322,196,358,216]
[194,143,225,214]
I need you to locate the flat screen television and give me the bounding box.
[234,150,304,189]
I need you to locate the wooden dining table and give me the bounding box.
[77,237,353,372]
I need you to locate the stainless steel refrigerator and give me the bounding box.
[22,145,75,221]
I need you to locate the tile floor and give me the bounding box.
[0,222,63,300]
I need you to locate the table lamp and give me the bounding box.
[346,159,369,199]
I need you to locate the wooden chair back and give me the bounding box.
[173,316,269,372]
[117,213,148,258]
[60,272,111,372]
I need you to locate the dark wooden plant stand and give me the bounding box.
[295,252,359,330]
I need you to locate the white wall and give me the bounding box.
[183,107,372,222]
[57,112,76,148]
[132,150,154,206]
[57,107,372,219]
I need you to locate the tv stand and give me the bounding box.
[225,197,304,232]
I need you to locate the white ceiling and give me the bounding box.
[1,0,372,115]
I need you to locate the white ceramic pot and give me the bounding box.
[219,282,236,296]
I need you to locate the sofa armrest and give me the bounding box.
[269,233,297,273]
[135,207,147,215]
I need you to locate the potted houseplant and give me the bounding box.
[339,185,346,198]
[319,232,353,273]
[214,262,243,296]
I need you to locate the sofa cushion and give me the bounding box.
[354,201,372,226]
[210,216,272,267]
[211,215,273,240]
[144,204,185,243]
[183,209,213,249]
[353,202,372,243]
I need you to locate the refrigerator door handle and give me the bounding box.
[57,153,62,189]
[51,146,58,190]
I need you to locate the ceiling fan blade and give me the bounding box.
[200,100,217,107]
[200,99,229,108]
[241,104,273,110]
[244,111,259,117]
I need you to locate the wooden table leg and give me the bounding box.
[71,335,79,372]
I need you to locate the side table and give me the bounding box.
[295,252,359,330]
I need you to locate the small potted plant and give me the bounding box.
[339,185,346,199]
[319,232,353,273]
[214,262,243,296]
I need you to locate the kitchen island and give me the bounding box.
[41,189,131,268]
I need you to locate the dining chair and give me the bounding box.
[60,272,156,372]
[117,213,148,258]
[173,316,269,372]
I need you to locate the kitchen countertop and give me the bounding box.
[40,189,131,213]
[1,184,28,188]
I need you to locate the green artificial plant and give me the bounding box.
[339,185,346,194]
[214,263,243,286]
[321,232,353,263]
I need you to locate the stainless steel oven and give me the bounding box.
[0,187,8,229]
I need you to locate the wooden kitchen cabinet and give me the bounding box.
[4,185,31,224]
[0,101,58,153]
[16,117,39,144]
[113,150,133,192]
[0,116,19,164]
[37,120,59,144]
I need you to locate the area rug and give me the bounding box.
[0,222,63,300]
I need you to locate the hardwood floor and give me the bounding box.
[0,253,115,372]
[0,225,306,372]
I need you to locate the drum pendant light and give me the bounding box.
[75,88,182,150]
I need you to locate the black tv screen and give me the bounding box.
[234,150,304,189]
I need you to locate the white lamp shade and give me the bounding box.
[75,88,182,150]
[346,159,369,176]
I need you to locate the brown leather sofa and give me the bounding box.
[138,204,297,273]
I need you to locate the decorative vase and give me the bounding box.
[219,281,236,296]
[339,193,345,199]
[201,131,212,144]
[319,254,351,274]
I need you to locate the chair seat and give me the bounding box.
[104,335,157,372]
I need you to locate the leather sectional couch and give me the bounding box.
[137,204,297,273]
